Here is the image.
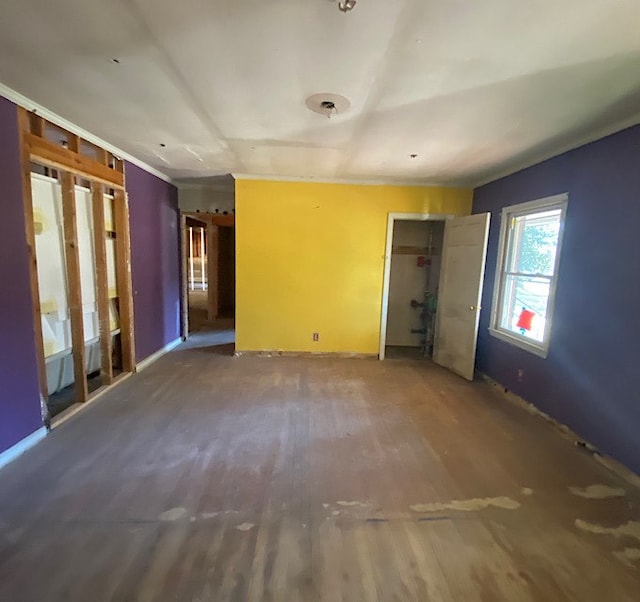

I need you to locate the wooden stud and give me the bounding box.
[91,181,113,386]
[60,171,89,403]
[28,112,44,137]
[113,189,136,372]
[67,133,80,153]
[25,133,124,188]
[17,107,48,400]
[96,147,108,166]
[207,223,219,321]
[180,213,189,339]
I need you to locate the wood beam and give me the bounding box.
[26,133,124,188]
[91,182,113,386]
[60,171,88,403]
[183,212,235,227]
[17,107,48,400]
[209,214,235,227]
[207,224,219,321]
[113,190,136,372]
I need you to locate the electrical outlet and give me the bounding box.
[312,332,319,342]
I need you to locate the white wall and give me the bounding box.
[177,177,235,215]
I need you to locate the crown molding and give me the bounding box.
[231,173,462,188]
[0,82,173,184]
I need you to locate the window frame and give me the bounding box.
[489,193,568,358]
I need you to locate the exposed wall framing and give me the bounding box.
[91,181,113,386]
[17,106,136,406]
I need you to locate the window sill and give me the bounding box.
[488,327,549,359]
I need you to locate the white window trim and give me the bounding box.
[489,193,568,358]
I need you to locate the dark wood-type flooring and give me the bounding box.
[1,331,639,601]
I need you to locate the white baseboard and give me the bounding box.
[0,427,47,471]
[136,337,182,372]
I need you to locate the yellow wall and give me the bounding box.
[235,179,472,354]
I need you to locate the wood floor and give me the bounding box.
[0,331,639,601]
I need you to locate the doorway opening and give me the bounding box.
[185,215,209,333]
[181,212,236,355]
[379,213,450,360]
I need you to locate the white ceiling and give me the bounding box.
[1,0,639,186]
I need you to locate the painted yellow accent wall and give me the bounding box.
[236,180,472,354]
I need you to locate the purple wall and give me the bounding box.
[473,124,640,474]
[0,97,43,454]
[125,162,181,363]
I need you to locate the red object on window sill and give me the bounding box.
[516,309,535,331]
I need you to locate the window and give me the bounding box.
[489,193,567,357]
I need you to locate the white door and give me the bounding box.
[433,213,490,380]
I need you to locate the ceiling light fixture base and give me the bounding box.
[338,0,357,13]
[305,93,350,119]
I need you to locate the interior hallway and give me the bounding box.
[0,339,638,601]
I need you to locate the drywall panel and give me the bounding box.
[126,162,181,363]
[235,180,472,354]
[178,183,234,215]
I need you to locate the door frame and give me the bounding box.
[379,212,453,360]
[180,211,236,337]
[180,212,207,339]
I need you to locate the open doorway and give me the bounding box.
[379,211,491,381]
[384,219,445,359]
[182,212,236,354]
[379,213,450,360]
[185,215,209,333]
